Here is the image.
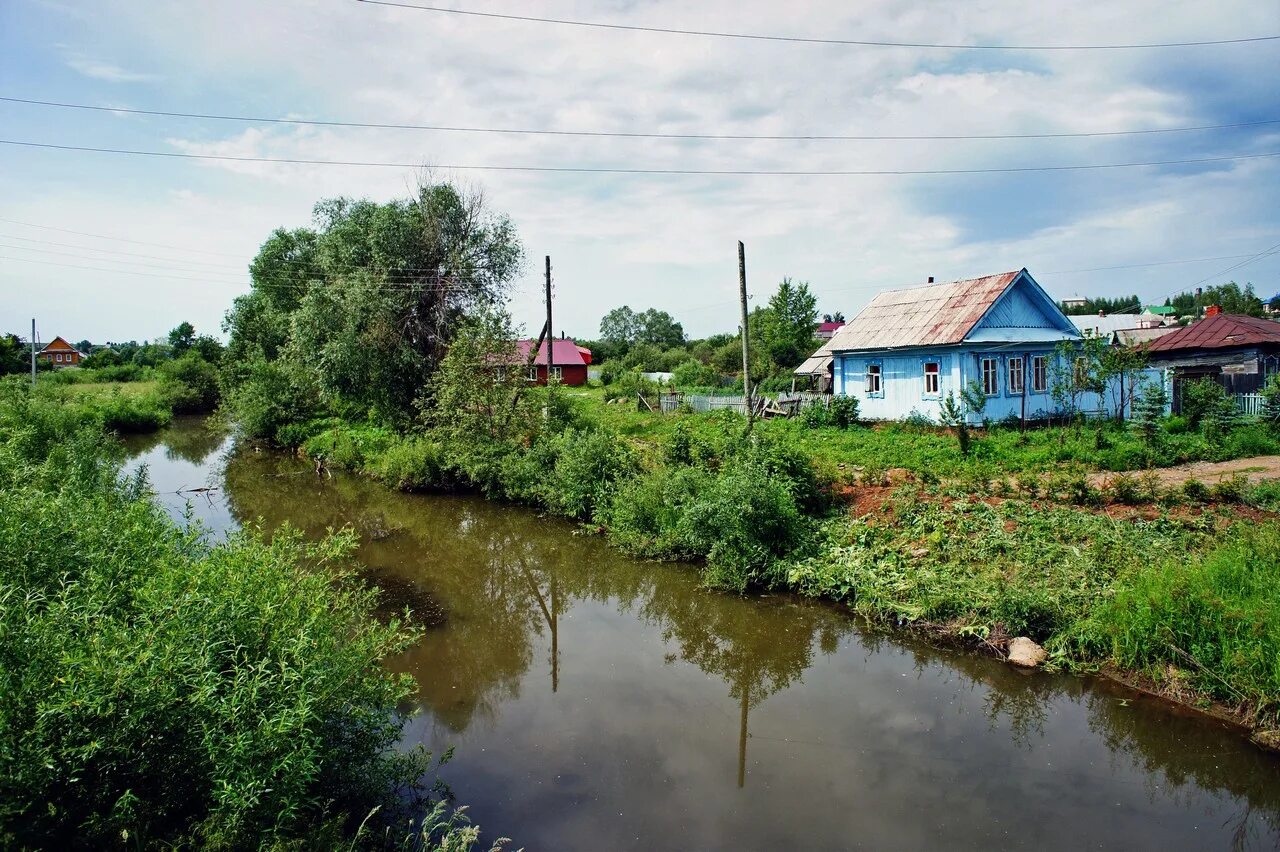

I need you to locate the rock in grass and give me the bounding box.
[1008,637,1047,668]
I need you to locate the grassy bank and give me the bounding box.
[270,387,1280,733]
[0,384,501,850]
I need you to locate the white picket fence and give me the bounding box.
[1236,393,1265,417]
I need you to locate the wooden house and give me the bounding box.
[803,269,1156,422]
[37,336,85,367]
[1142,311,1280,401]
[513,338,590,386]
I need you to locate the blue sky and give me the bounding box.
[2,0,1278,344]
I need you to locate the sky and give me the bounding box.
[2,0,1279,345]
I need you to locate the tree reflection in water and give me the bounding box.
[197,430,1280,843]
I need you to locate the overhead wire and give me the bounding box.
[4,96,1277,142]
[4,138,1278,175]
[353,0,1280,50]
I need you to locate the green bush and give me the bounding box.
[546,427,637,520]
[375,434,447,490]
[158,351,221,414]
[0,394,482,849]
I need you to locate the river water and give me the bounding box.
[123,418,1280,850]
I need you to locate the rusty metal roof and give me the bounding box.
[824,271,1021,352]
[1143,314,1280,353]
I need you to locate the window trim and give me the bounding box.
[548,365,563,382]
[1031,354,1048,394]
[526,365,539,382]
[1005,355,1025,397]
[864,361,884,398]
[922,361,940,398]
[980,356,1000,397]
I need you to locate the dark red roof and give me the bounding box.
[816,321,845,333]
[513,338,589,366]
[1143,314,1280,353]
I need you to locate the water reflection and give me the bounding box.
[123,419,1280,850]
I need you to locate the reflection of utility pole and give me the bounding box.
[516,558,560,693]
[550,574,559,693]
[737,686,749,788]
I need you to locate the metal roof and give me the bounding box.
[1069,314,1143,337]
[513,338,589,366]
[793,355,832,376]
[1113,326,1178,346]
[1144,314,1280,353]
[823,271,1022,352]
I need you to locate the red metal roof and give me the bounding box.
[816,321,845,333]
[1142,314,1280,353]
[513,338,589,366]
[824,271,1021,351]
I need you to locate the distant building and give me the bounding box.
[512,338,590,386]
[815,320,845,340]
[37,336,85,368]
[1060,296,1088,311]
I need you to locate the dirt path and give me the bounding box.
[1088,455,1280,489]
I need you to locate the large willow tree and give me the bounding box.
[223,176,524,430]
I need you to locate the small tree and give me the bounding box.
[939,382,986,456]
[1261,374,1280,429]
[1049,336,1106,427]
[168,321,196,355]
[426,307,536,443]
[1130,379,1168,450]
[1099,344,1149,421]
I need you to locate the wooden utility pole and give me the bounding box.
[30,319,37,386]
[738,241,752,428]
[545,255,553,383]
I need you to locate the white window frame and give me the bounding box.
[55,353,62,363]
[1007,356,1024,395]
[1031,355,1047,393]
[981,357,999,396]
[865,363,882,396]
[923,362,939,396]
[548,366,563,382]
[527,365,539,382]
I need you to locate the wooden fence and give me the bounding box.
[1236,393,1265,418]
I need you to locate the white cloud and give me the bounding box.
[5,0,1278,341]
[64,55,159,83]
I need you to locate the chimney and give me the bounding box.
[1205,304,1221,317]
[927,276,935,283]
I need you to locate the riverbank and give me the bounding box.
[0,385,499,849]
[264,388,1280,745]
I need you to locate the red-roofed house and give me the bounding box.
[37,336,85,368]
[1141,311,1280,398]
[815,320,845,339]
[513,338,590,386]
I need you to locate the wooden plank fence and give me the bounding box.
[1236,393,1265,418]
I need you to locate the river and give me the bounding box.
[123,418,1280,850]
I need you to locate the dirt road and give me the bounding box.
[1088,455,1280,489]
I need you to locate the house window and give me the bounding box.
[55,353,62,363]
[1032,355,1047,393]
[1007,356,1024,395]
[548,366,562,382]
[527,366,539,382]
[865,364,882,396]
[923,362,939,396]
[981,357,999,396]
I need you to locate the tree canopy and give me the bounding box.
[222,177,524,427]
[1168,282,1265,318]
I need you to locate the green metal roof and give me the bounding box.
[1145,305,1177,315]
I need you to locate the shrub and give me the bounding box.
[375,434,446,490]
[0,398,461,850]
[546,427,637,520]
[1181,478,1209,503]
[158,351,220,414]
[829,395,859,429]
[1209,473,1247,504]
[1106,472,1141,504]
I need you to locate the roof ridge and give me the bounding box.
[870,270,1022,299]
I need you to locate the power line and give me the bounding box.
[5,138,1279,176]
[0,216,247,257]
[0,232,514,283]
[0,254,516,291]
[354,0,1280,50]
[5,95,1277,142]
[1037,252,1267,274]
[1186,240,1280,288]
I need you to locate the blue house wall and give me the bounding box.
[830,271,1160,422]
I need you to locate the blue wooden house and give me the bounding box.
[801,269,1097,423]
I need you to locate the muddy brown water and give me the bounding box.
[123,418,1280,851]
